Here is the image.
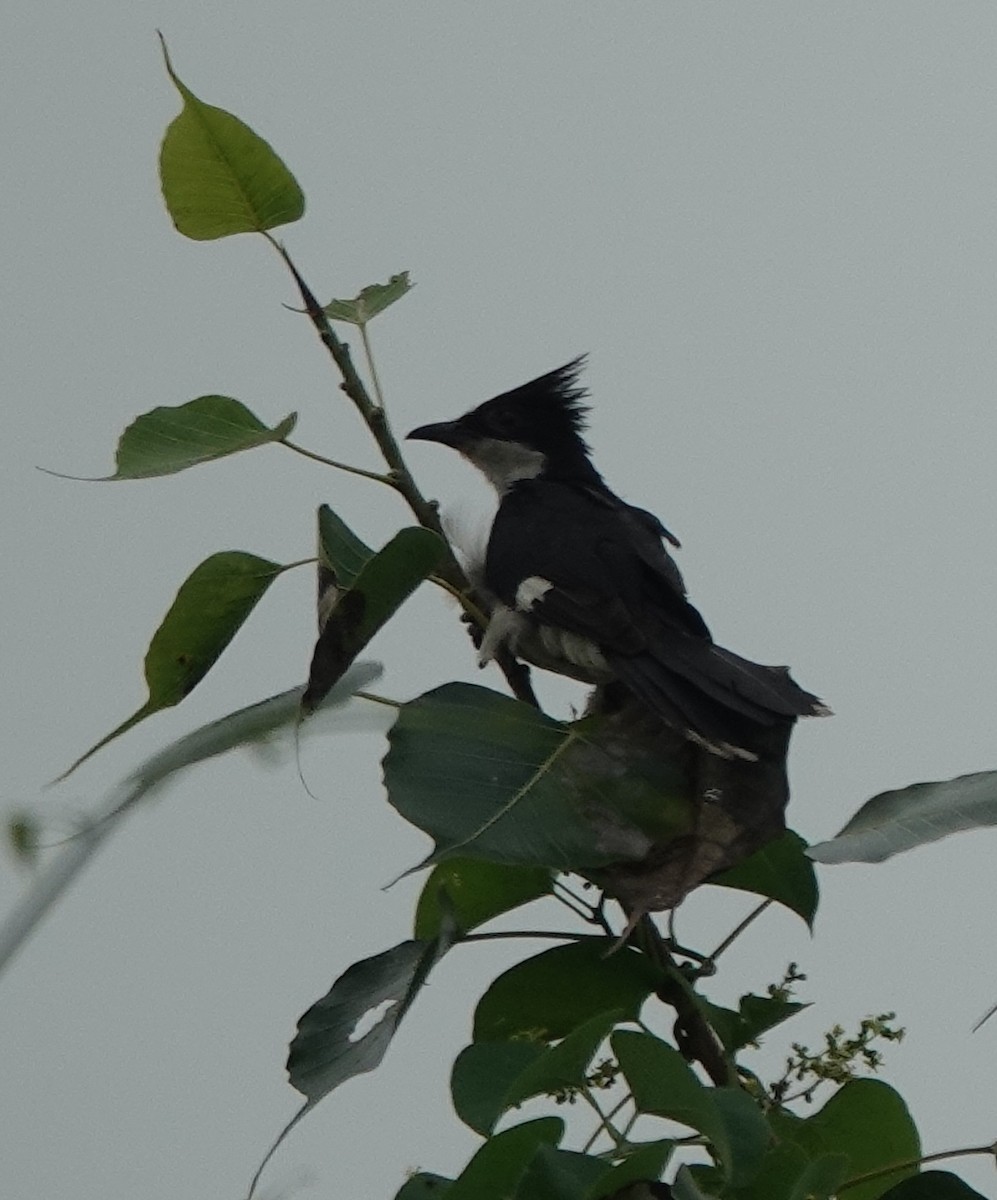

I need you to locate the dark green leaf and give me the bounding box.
[711,831,818,928]
[587,1141,675,1199]
[809,770,997,865]
[513,1145,607,1200]
[322,272,413,325]
[783,1081,920,1200]
[787,1154,852,1200]
[700,992,807,1055]
[287,918,459,1105]
[726,1138,809,1200]
[880,1172,989,1199]
[384,684,690,872]
[443,1118,564,1200]
[414,858,552,938]
[303,527,445,712]
[451,1041,545,1135]
[395,1174,453,1199]
[672,1166,712,1199]
[317,504,374,589]
[95,397,295,479]
[474,941,657,1042]
[158,36,304,239]
[709,1088,771,1187]
[59,551,286,778]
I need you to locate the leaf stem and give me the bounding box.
[706,899,773,966]
[579,1087,626,1150]
[280,438,396,486]
[359,323,385,410]
[461,930,595,945]
[838,1142,997,1192]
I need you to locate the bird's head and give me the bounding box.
[407,356,602,492]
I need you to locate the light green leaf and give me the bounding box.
[322,272,413,326]
[97,396,296,479]
[473,940,657,1043]
[158,35,304,239]
[414,858,552,939]
[711,831,818,928]
[809,770,997,865]
[58,551,288,778]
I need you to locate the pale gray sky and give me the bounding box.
[4,4,997,1198]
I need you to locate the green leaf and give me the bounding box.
[322,272,413,326]
[58,551,286,778]
[614,1031,770,1182]
[809,770,997,865]
[414,858,552,938]
[302,527,446,712]
[880,1173,990,1200]
[451,1041,545,1135]
[786,1154,852,1200]
[395,1175,453,1199]
[443,1118,564,1200]
[92,397,296,479]
[587,1141,675,1199]
[782,1080,920,1200]
[672,1166,712,1199]
[711,831,818,928]
[317,504,374,589]
[287,923,458,1105]
[158,35,304,239]
[700,992,808,1055]
[513,1145,607,1200]
[473,941,657,1043]
[384,684,690,872]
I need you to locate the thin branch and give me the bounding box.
[706,899,773,965]
[280,438,397,486]
[579,1087,626,1150]
[267,236,539,708]
[838,1143,997,1193]
[359,323,385,410]
[581,1095,632,1154]
[461,930,593,945]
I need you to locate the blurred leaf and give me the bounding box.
[809,770,997,865]
[443,1118,564,1200]
[614,1032,769,1182]
[587,1141,675,1199]
[303,527,445,712]
[711,831,818,928]
[414,858,552,938]
[786,1154,852,1200]
[879,1173,989,1199]
[781,1081,919,1200]
[513,1145,607,1200]
[317,504,374,588]
[109,397,295,479]
[7,815,38,866]
[322,272,413,325]
[395,1175,453,1199]
[672,1167,711,1199]
[454,1011,620,1135]
[58,551,287,778]
[158,35,304,239]
[700,992,807,1055]
[473,940,657,1042]
[385,684,690,873]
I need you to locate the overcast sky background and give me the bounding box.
[4,3,997,1198]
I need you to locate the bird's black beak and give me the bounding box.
[406,418,468,449]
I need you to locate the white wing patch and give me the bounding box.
[515,575,554,612]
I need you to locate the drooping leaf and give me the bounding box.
[442,1118,564,1200]
[82,397,296,480]
[322,272,413,325]
[587,1140,675,1199]
[614,1031,770,1182]
[879,1173,989,1200]
[384,684,690,873]
[453,1011,620,1136]
[158,35,304,239]
[513,1145,608,1200]
[58,551,288,778]
[473,940,657,1043]
[780,1080,919,1200]
[414,858,552,938]
[2,666,381,982]
[808,770,997,865]
[711,831,818,928]
[317,504,374,589]
[302,526,445,712]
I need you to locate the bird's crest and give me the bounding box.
[470,355,591,455]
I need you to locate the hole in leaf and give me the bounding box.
[348,998,398,1043]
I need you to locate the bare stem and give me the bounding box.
[280,438,396,486]
[838,1143,997,1192]
[706,899,773,965]
[359,323,385,410]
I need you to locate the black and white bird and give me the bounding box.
[408,357,828,760]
